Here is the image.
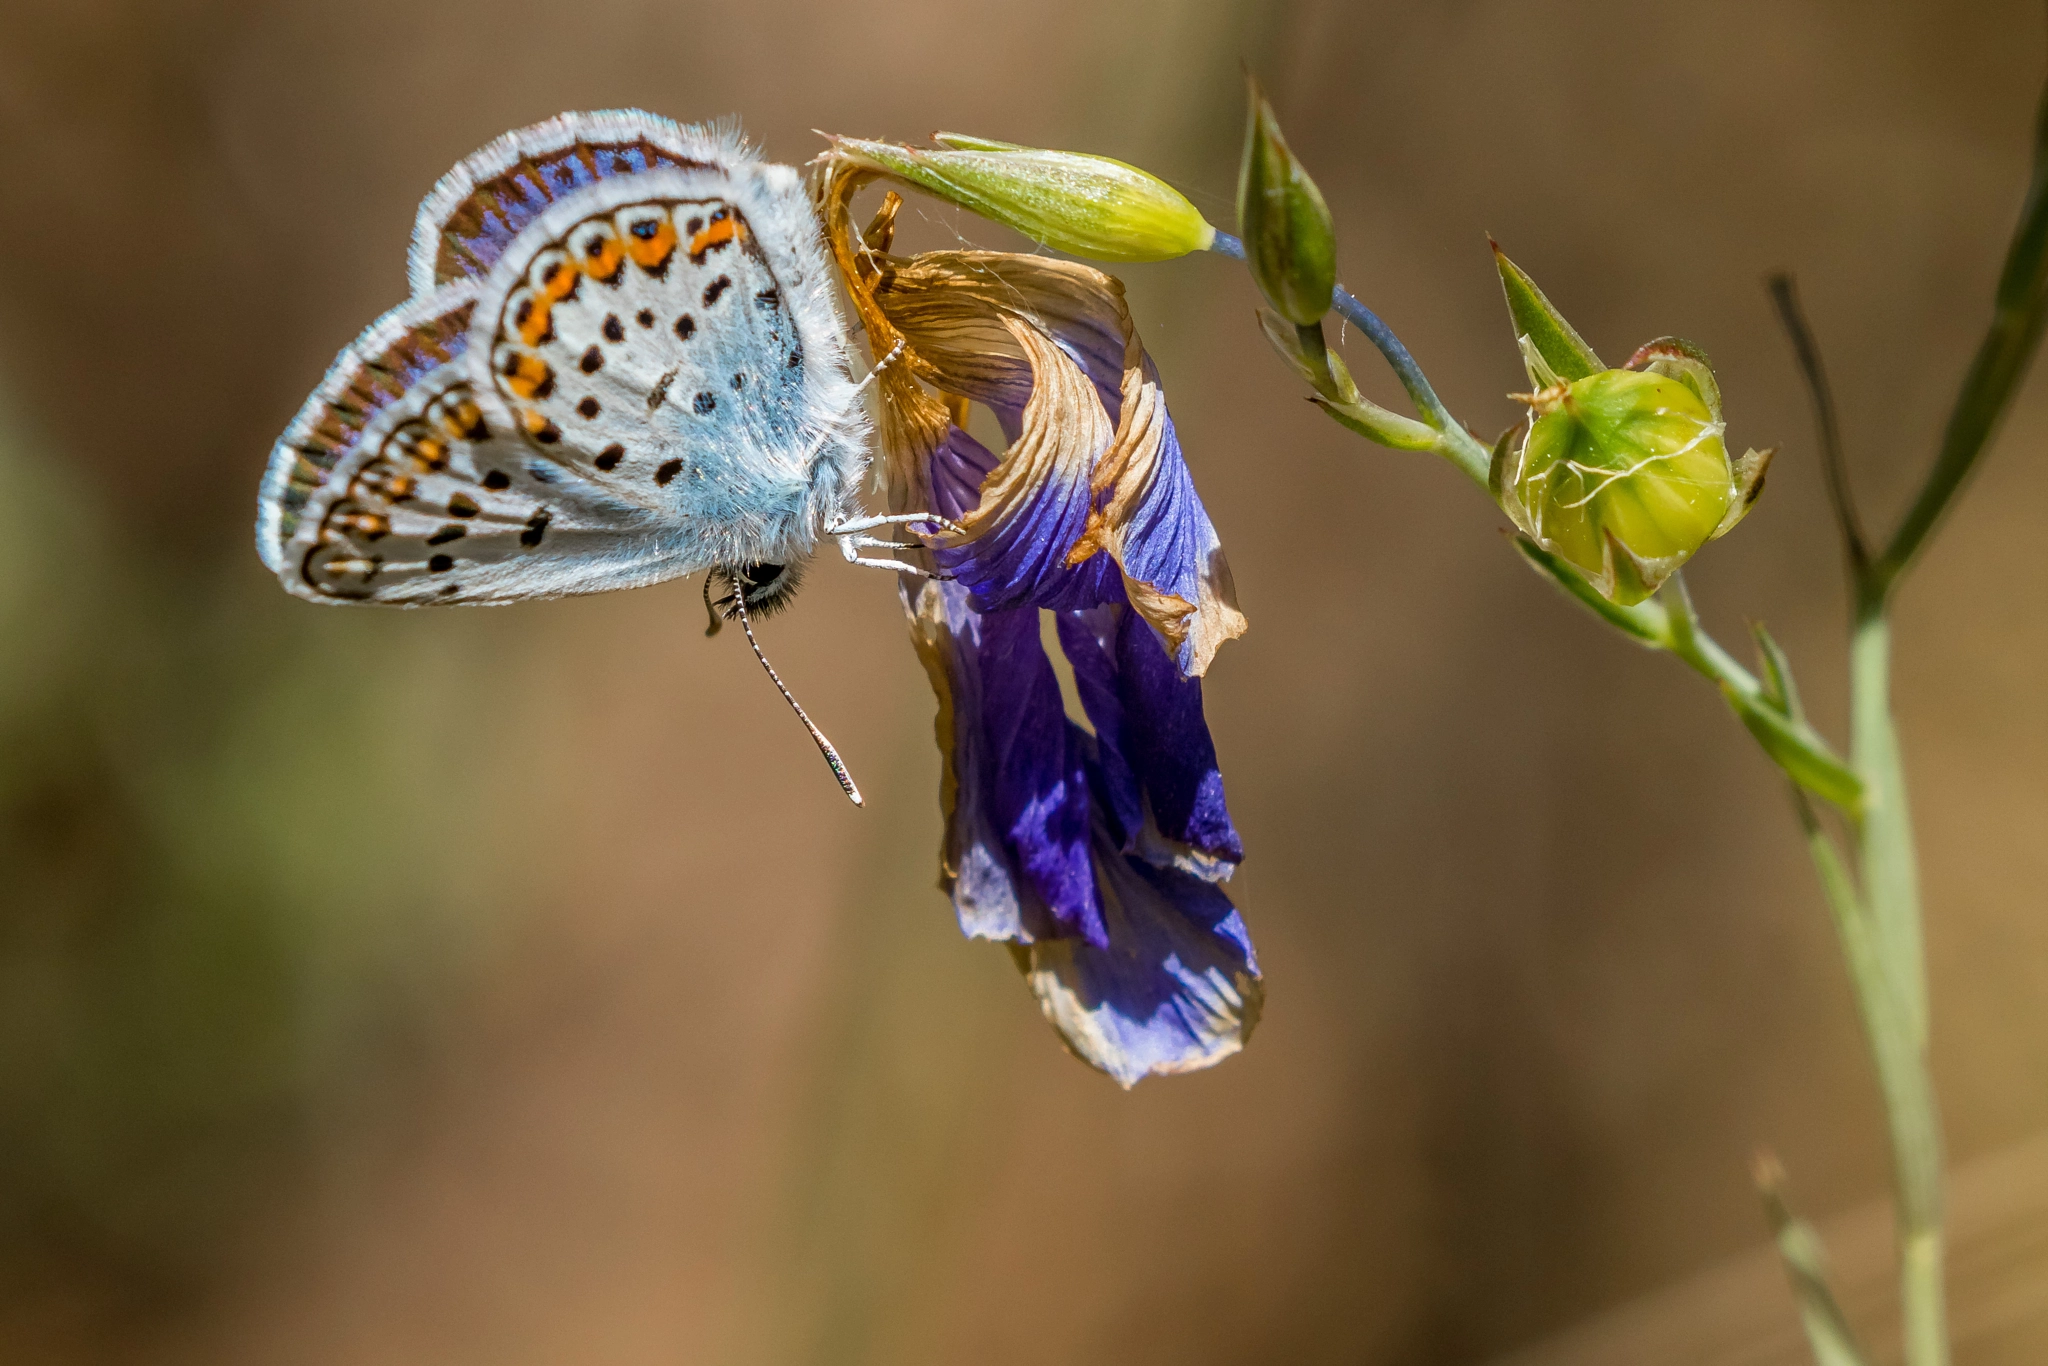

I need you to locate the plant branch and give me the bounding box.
[1767,273,1869,574]
[1212,230,1494,485]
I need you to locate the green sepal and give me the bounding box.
[1626,336,1723,422]
[1492,241,1604,383]
[1238,78,1337,326]
[1512,536,1674,647]
[1725,687,1866,815]
[1751,621,1804,720]
[1256,309,1437,450]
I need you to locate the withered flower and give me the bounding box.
[812,148,1257,1085]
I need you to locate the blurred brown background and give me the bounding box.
[3,1,2047,1362]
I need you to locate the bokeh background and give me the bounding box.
[4,1,2048,1362]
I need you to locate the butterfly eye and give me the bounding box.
[713,560,805,620]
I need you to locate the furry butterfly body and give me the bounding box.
[257,111,867,608]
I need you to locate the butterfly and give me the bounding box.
[256,110,949,801]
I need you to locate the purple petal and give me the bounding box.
[1057,603,1242,877]
[1100,390,1245,679]
[930,422,1121,613]
[904,579,1260,1084]
[1017,817,1263,1088]
[974,601,1106,947]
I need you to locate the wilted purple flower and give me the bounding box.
[813,159,1259,1085]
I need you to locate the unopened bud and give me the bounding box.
[1493,341,1770,605]
[823,133,1216,263]
[1237,79,1337,326]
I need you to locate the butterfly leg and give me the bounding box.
[831,512,967,577]
[828,512,967,539]
[830,518,953,578]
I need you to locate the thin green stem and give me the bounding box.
[1849,608,1947,1366]
[1660,575,1864,813]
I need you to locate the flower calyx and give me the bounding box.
[1490,246,1773,605]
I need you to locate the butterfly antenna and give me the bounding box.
[727,578,863,807]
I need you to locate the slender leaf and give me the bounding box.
[1313,394,1441,450]
[1256,308,1438,449]
[1727,686,1865,816]
[1755,1155,1874,1366]
[1751,621,1806,721]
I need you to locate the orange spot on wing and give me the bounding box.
[409,434,449,472]
[503,352,555,399]
[536,256,579,303]
[336,512,390,539]
[516,296,554,346]
[688,216,739,259]
[622,217,677,270]
[440,398,487,440]
[580,235,626,282]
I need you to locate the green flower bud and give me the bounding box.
[823,133,1216,263]
[1237,79,1337,326]
[1493,342,1771,605]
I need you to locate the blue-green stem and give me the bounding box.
[1211,230,1492,485]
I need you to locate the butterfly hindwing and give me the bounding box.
[261,286,689,604]
[259,285,473,559]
